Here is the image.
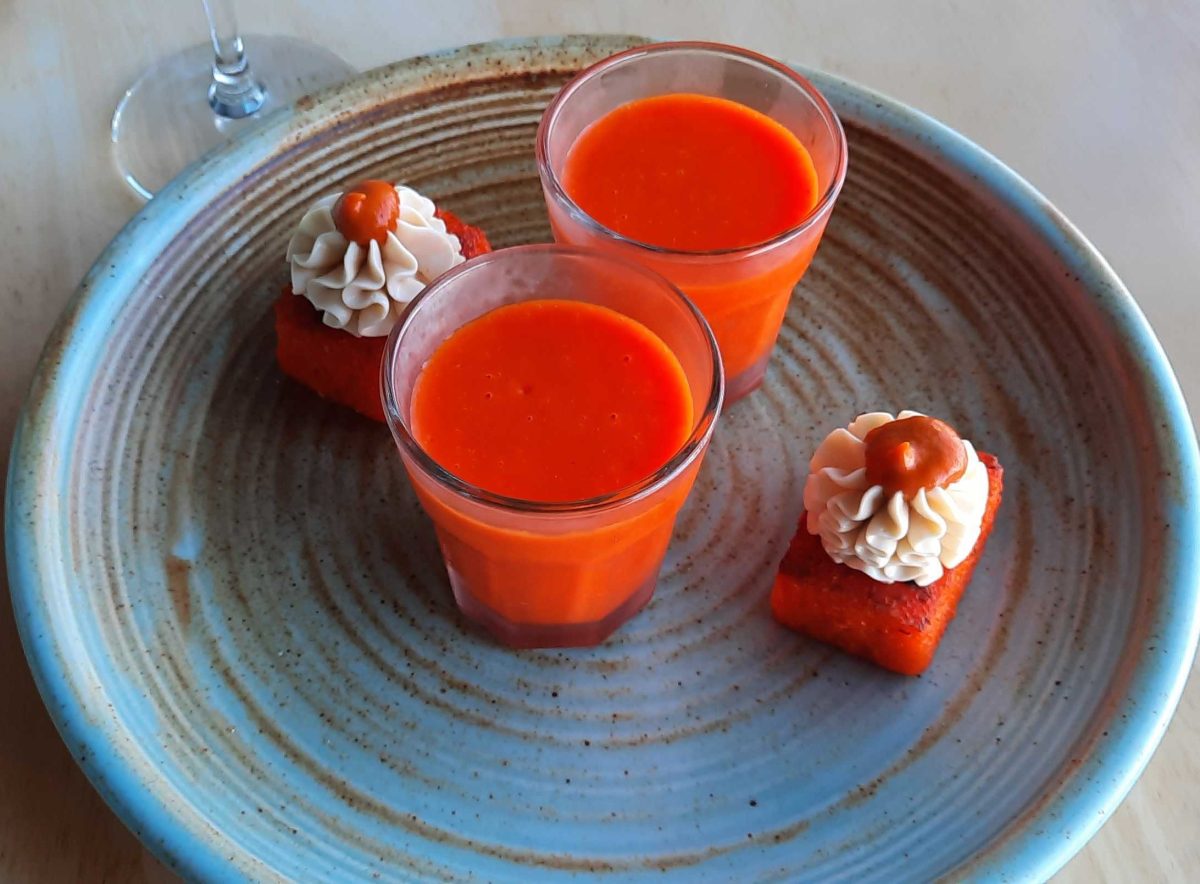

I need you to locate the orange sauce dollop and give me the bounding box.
[864,416,967,498]
[332,179,400,245]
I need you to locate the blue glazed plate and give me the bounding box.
[7,35,1199,882]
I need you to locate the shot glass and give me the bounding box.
[537,41,848,404]
[381,245,723,648]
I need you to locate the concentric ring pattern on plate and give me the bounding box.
[7,35,1199,883]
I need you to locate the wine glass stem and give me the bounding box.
[202,0,266,118]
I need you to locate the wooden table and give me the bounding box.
[1,1,1196,880]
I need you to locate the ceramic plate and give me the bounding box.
[7,35,1199,883]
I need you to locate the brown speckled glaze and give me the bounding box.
[7,35,1199,883]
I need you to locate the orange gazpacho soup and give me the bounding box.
[563,93,819,251]
[411,299,692,500]
[559,92,822,385]
[408,299,696,628]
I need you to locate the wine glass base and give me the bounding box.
[111,35,355,200]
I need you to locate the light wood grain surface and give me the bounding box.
[1,1,1196,881]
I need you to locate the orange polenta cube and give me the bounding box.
[273,209,491,423]
[771,452,1004,675]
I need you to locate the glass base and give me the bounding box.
[724,349,772,405]
[449,568,658,649]
[111,35,355,199]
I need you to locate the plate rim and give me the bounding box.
[6,33,1199,882]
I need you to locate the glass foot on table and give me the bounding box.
[723,349,773,406]
[448,570,659,649]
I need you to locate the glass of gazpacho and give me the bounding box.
[536,41,848,404]
[381,245,723,648]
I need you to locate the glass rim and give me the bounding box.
[535,40,850,260]
[380,243,725,515]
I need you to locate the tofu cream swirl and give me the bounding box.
[802,411,989,586]
[286,184,464,337]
